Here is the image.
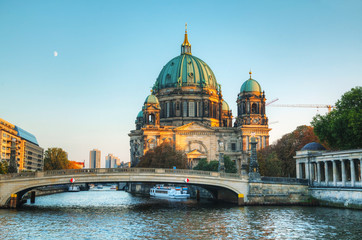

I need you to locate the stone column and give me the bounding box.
[350,159,356,187]
[305,162,310,180]
[296,163,301,178]
[341,159,346,187]
[310,162,315,181]
[333,160,337,186]
[324,161,329,185]
[317,162,321,184]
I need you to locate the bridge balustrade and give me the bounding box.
[0,168,243,180]
[0,172,36,180]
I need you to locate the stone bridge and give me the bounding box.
[0,168,248,208]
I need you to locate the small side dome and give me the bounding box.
[222,101,230,111]
[144,94,159,105]
[137,111,143,118]
[240,78,262,93]
[301,142,326,151]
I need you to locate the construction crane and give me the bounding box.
[268,104,334,113]
[266,98,279,106]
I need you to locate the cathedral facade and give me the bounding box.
[129,28,271,168]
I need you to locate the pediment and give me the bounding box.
[174,122,214,132]
[186,149,206,157]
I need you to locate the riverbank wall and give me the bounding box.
[247,178,312,206]
[310,188,362,209]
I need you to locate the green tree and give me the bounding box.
[44,148,70,170]
[0,160,8,174]
[312,86,362,150]
[193,158,209,171]
[193,155,237,173]
[224,155,237,173]
[137,143,188,169]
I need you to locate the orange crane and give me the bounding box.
[268,104,334,113]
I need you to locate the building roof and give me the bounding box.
[153,29,218,91]
[137,110,143,118]
[153,54,218,91]
[301,142,326,151]
[14,126,39,145]
[222,101,230,111]
[144,94,159,105]
[240,78,262,93]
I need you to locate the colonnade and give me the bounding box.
[297,157,362,187]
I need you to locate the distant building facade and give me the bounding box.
[0,118,43,172]
[89,149,101,168]
[129,29,270,168]
[105,154,120,168]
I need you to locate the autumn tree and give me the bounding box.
[136,143,188,169]
[44,148,70,170]
[257,125,323,177]
[312,86,362,150]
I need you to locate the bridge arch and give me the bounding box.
[0,168,248,207]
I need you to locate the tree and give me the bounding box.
[257,125,323,177]
[224,155,237,173]
[44,148,70,170]
[193,155,237,173]
[136,143,188,169]
[312,86,362,150]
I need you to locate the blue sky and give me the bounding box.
[0,0,361,167]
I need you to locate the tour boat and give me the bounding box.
[68,185,80,192]
[150,185,190,199]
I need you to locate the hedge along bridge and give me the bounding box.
[0,168,248,208]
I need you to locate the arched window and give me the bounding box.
[149,114,155,125]
[252,103,257,114]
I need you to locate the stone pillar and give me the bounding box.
[324,161,329,185]
[333,161,337,186]
[310,162,314,181]
[305,162,310,180]
[317,162,321,184]
[248,136,260,180]
[341,159,346,187]
[296,163,301,178]
[350,159,356,187]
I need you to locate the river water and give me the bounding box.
[0,191,361,239]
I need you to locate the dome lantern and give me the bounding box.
[181,23,192,55]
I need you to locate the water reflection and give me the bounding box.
[0,191,361,239]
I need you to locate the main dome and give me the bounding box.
[153,27,218,91]
[154,54,218,91]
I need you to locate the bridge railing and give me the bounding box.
[0,172,36,180]
[0,168,243,180]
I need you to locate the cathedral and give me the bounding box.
[129,27,271,168]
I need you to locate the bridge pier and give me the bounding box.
[9,194,17,208]
[30,191,36,204]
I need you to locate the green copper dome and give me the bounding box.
[222,101,230,111]
[137,110,143,118]
[154,54,218,91]
[240,78,262,93]
[144,94,159,105]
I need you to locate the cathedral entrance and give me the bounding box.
[187,150,206,169]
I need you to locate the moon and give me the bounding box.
[54,51,58,57]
